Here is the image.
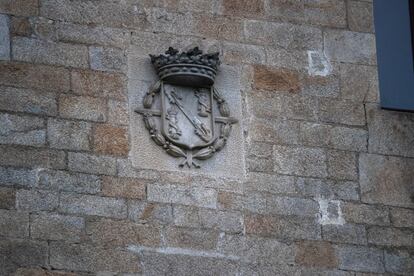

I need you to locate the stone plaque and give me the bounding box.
[128,47,246,178]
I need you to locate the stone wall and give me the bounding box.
[0,0,413,275]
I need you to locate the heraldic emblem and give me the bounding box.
[135,47,238,168]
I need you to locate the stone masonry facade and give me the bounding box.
[0,0,414,275]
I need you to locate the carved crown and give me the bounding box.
[150,47,220,87]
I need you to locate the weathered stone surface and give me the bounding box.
[336,245,385,273]
[16,189,59,211]
[93,124,129,156]
[253,65,300,92]
[38,169,100,194]
[245,172,296,195]
[71,69,126,100]
[59,95,107,122]
[0,167,37,187]
[89,46,126,72]
[47,118,91,151]
[245,214,321,240]
[223,42,266,65]
[164,226,219,250]
[301,71,340,98]
[296,177,359,201]
[266,195,319,217]
[327,150,357,181]
[340,63,378,103]
[0,15,10,60]
[50,242,140,273]
[348,0,374,33]
[0,62,70,92]
[323,224,367,245]
[0,240,48,276]
[342,203,390,226]
[359,153,414,208]
[0,86,57,116]
[59,192,127,218]
[367,104,414,158]
[108,99,128,126]
[68,152,116,175]
[295,241,337,268]
[0,187,15,209]
[273,145,327,178]
[219,234,295,265]
[0,146,66,169]
[102,176,146,199]
[390,208,414,229]
[222,0,264,17]
[385,250,414,275]
[13,37,89,68]
[367,226,413,247]
[195,14,243,41]
[250,117,300,145]
[13,268,78,276]
[31,213,84,242]
[128,200,173,225]
[0,209,29,238]
[0,0,38,16]
[324,30,376,65]
[117,158,160,180]
[217,191,244,211]
[0,113,45,147]
[10,16,32,37]
[266,47,308,71]
[86,218,160,247]
[173,205,243,233]
[147,184,217,209]
[318,98,365,126]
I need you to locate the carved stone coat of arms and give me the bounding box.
[135,47,238,168]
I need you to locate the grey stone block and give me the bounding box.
[0,14,10,60]
[296,177,360,201]
[266,195,319,217]
[390,208,414,228]
[31,213,84,242]
[164,226,219,250]
[245,172,296,195]
[59,95,107,122]
[342,203,390,226]
[367,226,414,247]
[68,152,116,175]
[38,169,101,194]
[323,224,367,245]
[0,166,37,187]
[59,192,127,218]
[336,245,385,273]
[327,150,358,181]
[16,189,59,211]
[128,200,173,225]
[0,113,45,147]
[385,250,414,275]
[318,98,366,126]
[47,118,91,151]
[0,209,29,238]
[339,63,378,102]
[90,46,126,72]
[348,0,374,33]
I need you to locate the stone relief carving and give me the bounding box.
[135,47,238,168]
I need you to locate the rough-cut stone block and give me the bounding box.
[340,63,378,103]
[250,117,300,145]
[0,209,29,238]
[117,158,160,180]
[385,250,414,275]
[301,72,340,98]
[47,118,91,151]
[244,20,323,50]
[195,14,243,41]
[245,172,296,195]
[324,30,376,65]
[16,189,59,211]
[0,62,70,92]
[10,16,32,36]
[0,240,48,276]
[59,95,107,122]
[318,98,365,126]
[128,200,173,225]
[265,0,346,28]
[173,205,243,233]
[329,126,368,152]
[108,99,128,126]
[245,214,321,240]
[223,42,266,65]
[71,69,126,100]
[0,86,57,116]
[247,143,274,173]
[31,213,84,242]
[12,37,89,68]
[38,169,100,194]
[0,167,37,188]
[253,65,300,92]
[93,124,129,156]
[336,245,384,273]
[0,15,10,61]
[165,226,219,250]
[90,46,126,72]
[147,184,217,209]
[217,191,244,211]
[296,177,359,201]
[68,152,116,175]
[367,226,413,247]
[86,218,160,247]
[266,195,319,217]
[273,145,327,178]
[49,242,140,273]
[360,153,414,208]
[219,234,295,264]
[102,176,146,199]
[13,268,78,276]
[327,150,357,181]
[0,187,15,209]
[0,0,38,16]
[0,146,66,169]
[295,241,338,268]
[0,113,45,147]
[348,1,374,33]
[390,208,414,229]
[323,224,367,245]
[266,47,308,71]
[342,203,389,226]
[222,0,264,17]
[59,192,127,218]
[367,104,414,158]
